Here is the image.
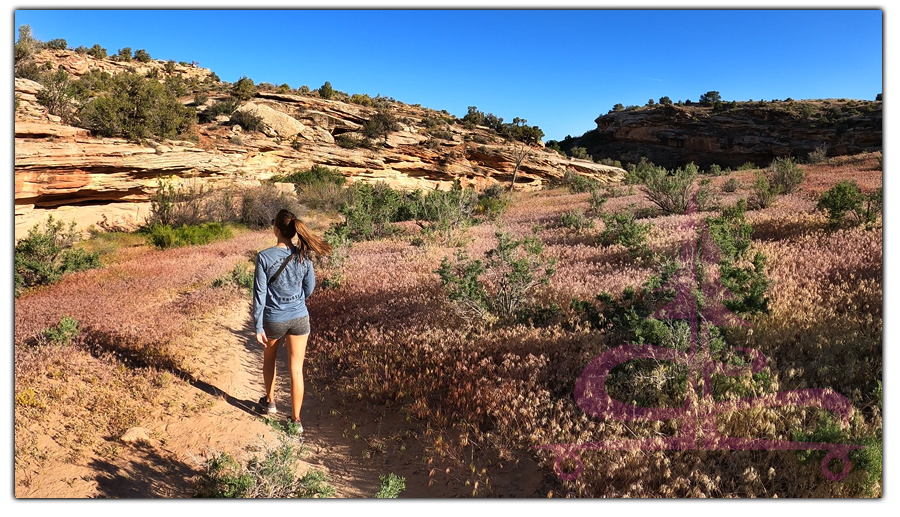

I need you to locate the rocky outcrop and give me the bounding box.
[575,102,882,170]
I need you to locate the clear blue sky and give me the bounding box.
[12,7,884,142]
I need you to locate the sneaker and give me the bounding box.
[258,396,277,415]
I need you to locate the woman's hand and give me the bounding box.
[256,332,268,347]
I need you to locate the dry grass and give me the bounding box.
[14,154,881,497]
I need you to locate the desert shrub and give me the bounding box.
[737,161,757,171]
[430,130,454,141]
[624,156,658,185]
[599,208,652,256]
[337,182,408,241]
[199,98,241,123]
[231,76,257,101]
[435,231,556,324]
[706,199,771,315]
[589,189,609,213]
[334,133,371,149]
[318,81,334,100]
[375,473,406,498]
[640,162,705,214]
[116,47,132,61]
[164,60,177,74]
[708,164,724,176]
[87,43,107,59]
[349,93,374,107]
[195,438,334,498]
[73,69,113,100]
[45,38,68,50]
[407,183,480,243]
[477,183,512,222]
[144,222,233,249]
[194,92,209,105]
[362,109,400,141]
[568,146,590,160]
[77,72,196,141]
[36,68,78,124]
[765,156,806,195]
[15,216,102,296]
[752,171,777,209]
[817,180,882,227]
[133,49,151,62]
[212,263,254,292]
[229,109,264,133]
[560,169,600,193]
[807,144,829,164]
[164,75,188,97]
[722,177,741,193]
[238,183,306,228]
[272,165,349,212]
[42,316,80,346]
[598,157,623,168]
[557,208,594,231]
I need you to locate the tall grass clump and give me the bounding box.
[15,216,102,297]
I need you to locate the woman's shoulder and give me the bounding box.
[258,246,290,260]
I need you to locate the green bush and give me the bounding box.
[560,169,601,193]
[640,162,704,214]
[87,44,107,59]
[199,98,240,123]
[722,177,741,193]
[145,222,233,249]
[765,156,806,195]
[817,180,882,227]
[624,157,658,185]
[15,216,102,296]
[37,68,78,124]
[77,72,196,141]
[318,81,334,100]
[477,183,511,222]
[558,208,594,231]
[362,109,400,141]
[42,316,80,346]
[213,263,254,291]
[238,183,306,228]
[194,438,334,498]
[435,231,556,324]
[752,171,777,209]
[334,134,371,149]
[338,182,407,241]
[737,161,758,171]
[230,109,264,133]
[599,209,652,256]
[375,473,406,498]
[706,199,770,315]
[134,49,151,63]
[116,47,133,61]
[273,165,349,212]
[409,183,480,243]
[45,38,68,50]
[569,146,590,160]
[231,76,257,101]
[807,144,829,164]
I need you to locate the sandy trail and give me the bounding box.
[17,298,549,498]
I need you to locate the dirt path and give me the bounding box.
[17,298,550,498]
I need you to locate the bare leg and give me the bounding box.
[262,336,280,403]
[285,333,309,423]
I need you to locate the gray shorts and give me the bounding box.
[263,315,310,340]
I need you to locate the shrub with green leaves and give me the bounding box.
[706,199,770,315]
[231,76,257,101]
[558,208,594,231]
[145,222,233,249]
[362,109,400,142]
[807,144,829,164]
[338,182,407,241]
[560,169,601,193]
[568,146,590,160]
[77,72,196,141]
[375,473,406,498]
[624,156,658,185]
[817,180,882,227]
[752,171,777,209]
[435,231,556,324]
[195,438,335,498]
[765,156,806,195]
[15,216,102,297]
[199,98,240,123]
[229,109,264,133]
[318,81,334,100]
[36,68,78,124]
[722,177,741,193]
[273,164,349,212]
[640,162,709,214]
[477,183,511,222]
[133,49,151,62]
[407,183,479,244]
[213,263,254,291]
[42,316,80,346]
[599,209,652,256]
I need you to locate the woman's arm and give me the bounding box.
[303,259,316,299]
[252,253,268,334]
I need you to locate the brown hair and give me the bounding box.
[273,209,332,261]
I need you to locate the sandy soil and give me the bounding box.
[15,300,548,499]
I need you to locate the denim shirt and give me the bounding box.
[252,245,315,334]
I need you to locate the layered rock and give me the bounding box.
[577,102,882,170]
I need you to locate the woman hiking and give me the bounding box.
[252,209,332,432]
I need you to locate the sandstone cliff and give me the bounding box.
[14,50,624,240]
